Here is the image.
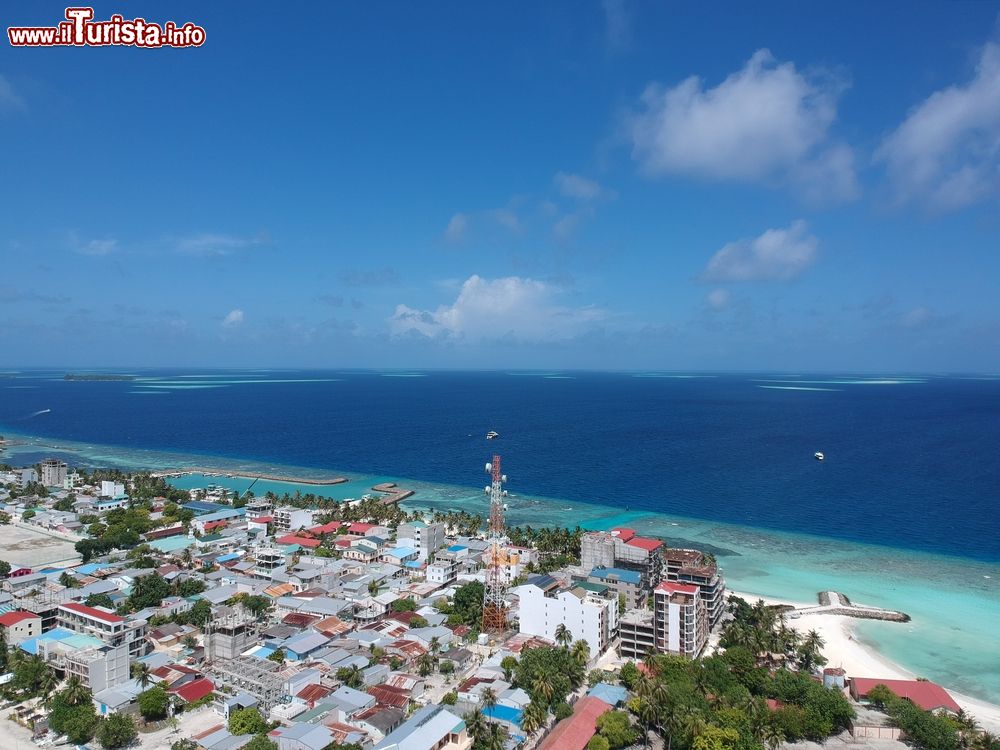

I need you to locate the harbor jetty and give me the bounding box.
[372,482,415,505]
[785,591,910,623]
[153,468,350,486]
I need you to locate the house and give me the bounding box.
[850,677,961,714]
[515,576,619,656]
[374,705,471,750]
[0,611,42,643]
[269,724,335,750]
[172,677,215,704]
[536,696,612,750]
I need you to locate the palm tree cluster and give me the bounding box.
[720,596,826,673]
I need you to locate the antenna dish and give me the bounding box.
[501,474,507,483]
[485,462,492,473]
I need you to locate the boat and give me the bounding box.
[814,452,825,461]
[486,430,499,440]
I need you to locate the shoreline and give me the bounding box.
[729,589,1000,733]
[2,428,999,704]
[150,468,350,486]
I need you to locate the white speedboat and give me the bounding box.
[814,452,825,461]
[486,430,499,440]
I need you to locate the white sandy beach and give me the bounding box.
[729,590,1000,733]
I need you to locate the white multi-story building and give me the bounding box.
[273,506,315,533]
[57,602,148,660]
[427,554,460,585]
[515,575,619,656]
[40,459,68,488]
[653,581,707,659]
[100,480,126,499]
[396,521,446,562]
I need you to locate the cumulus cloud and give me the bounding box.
[177,232,267,257]
[390,275,605,342]
[702,220,818,282]
[0,75,25,112]
[222,309,244,328]
[876,43,1000,211]
[628,49,857,201]
[554,172,604,200]
[706,288,731,311]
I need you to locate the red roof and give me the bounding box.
[297,683,334,703]
[203,520,228,531]
[851,678,961,714]
[368,685,410,709]
[310,521,342,535]
[276,534,321,548]
[0,611,39,627]
[250,516,273,524]
[611,528,636,541]
[655,581,699,596]
[60,601,124,624]
[537,696,612,750]
[347,522,378,534]
[172,678,214,703]
[625,536,663,552]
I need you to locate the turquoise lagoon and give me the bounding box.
[2,432,998,703]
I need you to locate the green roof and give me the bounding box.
[574,581,609,594]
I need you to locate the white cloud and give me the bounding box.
[444,213,469,242]
[602,0,631,52]
[0,75,25,112]
[177,232,267,257]
[629,49,857,201]
[390,275,605,342]
[702,220,818,282]
[706,288,731,310]
[876,43,1000,211]
[554,172,604,200]
[222,309,244,328]
[442,207,520,242]
[901,306,932,328]
[76,238,117,256]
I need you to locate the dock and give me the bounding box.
[786,591,911,623]
[153,468,350,486]
[372,482,415,505]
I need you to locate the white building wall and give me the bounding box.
[516,585,617,654]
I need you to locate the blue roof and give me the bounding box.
[196,507,246,523]
[404,561,423,569]
[484,704,523,727]
[182,500,228,514]
[216,552,242,563]
[387,546,416,558]
[74,563,106,575]
[588,683,629,707]
[19,627,77,655]
[589,566,641,585]
[150,536,196,553]
[447,545,467,552]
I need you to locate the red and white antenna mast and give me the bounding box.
[481,454,509,632]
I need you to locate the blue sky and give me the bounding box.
[2,1,1000,371]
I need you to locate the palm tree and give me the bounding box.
[464,709,487,745]
[430,636,441,657]
[571,639,591,666]
[484,723,507,750]
[368,579,380,596]
[131,660,153,689]
[532,674,554,705]
[522,701,547,735]
[37,663,58,706]
[761,726,785,750]
[554,624,572,649]
[798,629,826,672]
[62,676,90,706]
[481,687,498,713]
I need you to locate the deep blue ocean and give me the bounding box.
[2,370,998,562]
